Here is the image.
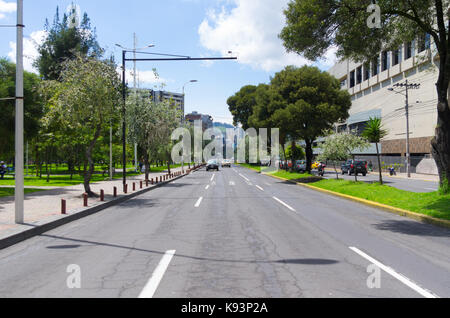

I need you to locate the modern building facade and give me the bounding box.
[328,34,438,160]
[151,90,185,120]
[185,111,213,131]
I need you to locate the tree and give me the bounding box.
[280,0,450,193]
[286,143,305,166]
[39,55,121,196]
[362,117,388,184]
[268,66,351,173]
[227,85,260,130]
[126,91,181,179]
[35,6,102,80]
[0,58,43,159]
[318,132,370,181]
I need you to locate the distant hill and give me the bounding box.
[213,122,235,134]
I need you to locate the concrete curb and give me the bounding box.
[0,167,203,251]
[261,172,450,230]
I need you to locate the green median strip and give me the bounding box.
[240,165,450,223]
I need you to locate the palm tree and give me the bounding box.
[362,117,388,185]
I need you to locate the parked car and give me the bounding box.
[294,160,307,173]
[222,159,231,167]
[341,159,367,176]
[206,159,219,171]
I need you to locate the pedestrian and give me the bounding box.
[0,161,6,179]
[368,160,373,172]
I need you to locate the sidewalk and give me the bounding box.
[324,168,439,182]
[0,166,185,236]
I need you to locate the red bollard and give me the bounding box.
[146,179,149,187]
[124,184,128,194]
[113,186,117,197]
[100,189,104,202]
[83,193,88,207]
[61,199,66,214]
[151,178,154,185]
[140,181,143,189]
[133,182,136,191]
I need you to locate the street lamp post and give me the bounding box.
[388,80,420,178]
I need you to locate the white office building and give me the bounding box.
[328,34,439,173]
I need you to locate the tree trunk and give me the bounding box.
[353,154,357,182]
[167,161,171,174]
[144,152,150,181]
[83,125,102,197]
[431,70,450,193]
[305,140,313,174]
[334,162,338,180]
[376,142,383,185]
[281,143,288,171]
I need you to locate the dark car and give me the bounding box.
[206,159,219,171]
[341,159,367,176]
[294,160,307,173]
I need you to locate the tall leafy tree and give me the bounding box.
[227,85,260,130]
[35,6,102,80]
[362,117,388,184]
[0,58,43,159]
[266,66,351,173]
[39,55,121,196]
[280,0,450,192]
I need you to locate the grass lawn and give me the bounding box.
[0,187,46,198]
[312,179,450,221]
[240,165,450,221]
[0,171,143,187]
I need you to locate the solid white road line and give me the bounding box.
[138,250,176,298]
[239,173,249,182]
[349,247,438,298]
[255,185,264,191]
[194,196,203,207]
[272,196,296,212]
[205,185,209,190]
[210,174,215,182]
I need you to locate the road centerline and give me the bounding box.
[194,196,203,207]
[138,250,176,298]
[255,185,264,191]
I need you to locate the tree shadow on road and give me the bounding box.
[40,233,339,265]
[373,219,450,237]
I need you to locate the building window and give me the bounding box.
[392,48,401,65]
[356,66,362,84]
[348,121,369,135]
[340,78,347,88]
[418,33,431,52]
[405,41,414,59]
[381,51,389,71]
[350,70,355,88]
[363,62,370,81]
[372,57,379,76]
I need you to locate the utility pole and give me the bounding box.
[389,80,420,178]
[15,0,24,223]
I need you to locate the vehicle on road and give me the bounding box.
[294,160,307,173]
[221,159,232,168]
[341,159,367,176]
[206,159,219,171]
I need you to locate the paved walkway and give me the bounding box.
[0,167,185,234]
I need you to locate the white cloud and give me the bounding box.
[0,0,16,18]
[8,30,47,73]
[198,0,336,72]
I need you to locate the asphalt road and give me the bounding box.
[321,170,439,192]
[0,165,449,298]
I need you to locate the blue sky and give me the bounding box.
[0,0,336,124]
